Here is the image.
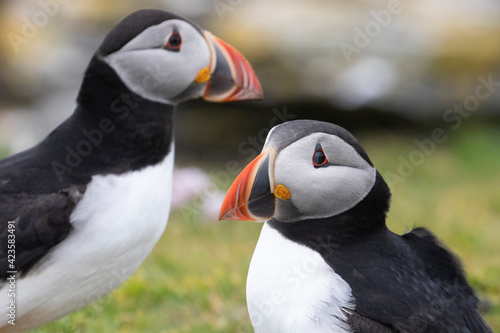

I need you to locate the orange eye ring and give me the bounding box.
[312,150,328,167]
[164,29,182,52]
[312,144,328,167]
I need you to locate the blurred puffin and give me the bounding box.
[0,9,262,332]
[220,120,492,333]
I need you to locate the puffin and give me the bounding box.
[0,9,262,332]
[219,120,492,333]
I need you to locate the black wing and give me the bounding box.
[347,311,397,333]
[401,227,493,333]
[0,130,89,280]
[319,228,492,332]
[0,185,85,279]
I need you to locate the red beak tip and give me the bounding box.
[249,89,264,100]
[207,33,263,103]
[226,89,263,102]
[218,210,228,221]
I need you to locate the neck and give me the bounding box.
[42,57,175,185]
[268,172,391,250]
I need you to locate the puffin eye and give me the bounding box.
[164,29,182,52]
[312,144,328,168]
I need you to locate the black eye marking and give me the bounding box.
[312,143,328,168]
[164,28,182,52]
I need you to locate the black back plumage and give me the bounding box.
[0,25,176,278]
[268,172,492,332]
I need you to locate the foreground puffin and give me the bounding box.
[0,9,262,332]
[220,120,492,333]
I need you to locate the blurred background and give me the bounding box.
[0,0,498,332]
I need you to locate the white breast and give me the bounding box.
[247,223,355,333]
[0,146,174,332]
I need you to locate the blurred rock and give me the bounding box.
[1,0,499,119]
[0,0,500,159]
[208,0,500,118]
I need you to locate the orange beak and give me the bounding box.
[203,31,263,102]
[219,148,276,221]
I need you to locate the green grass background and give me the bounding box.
[10,123,498,332]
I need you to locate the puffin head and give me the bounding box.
[219,120,387,223]
[85,9,262,105]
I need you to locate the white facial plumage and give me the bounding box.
[104,19,210,104]
[270,132,376,222]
